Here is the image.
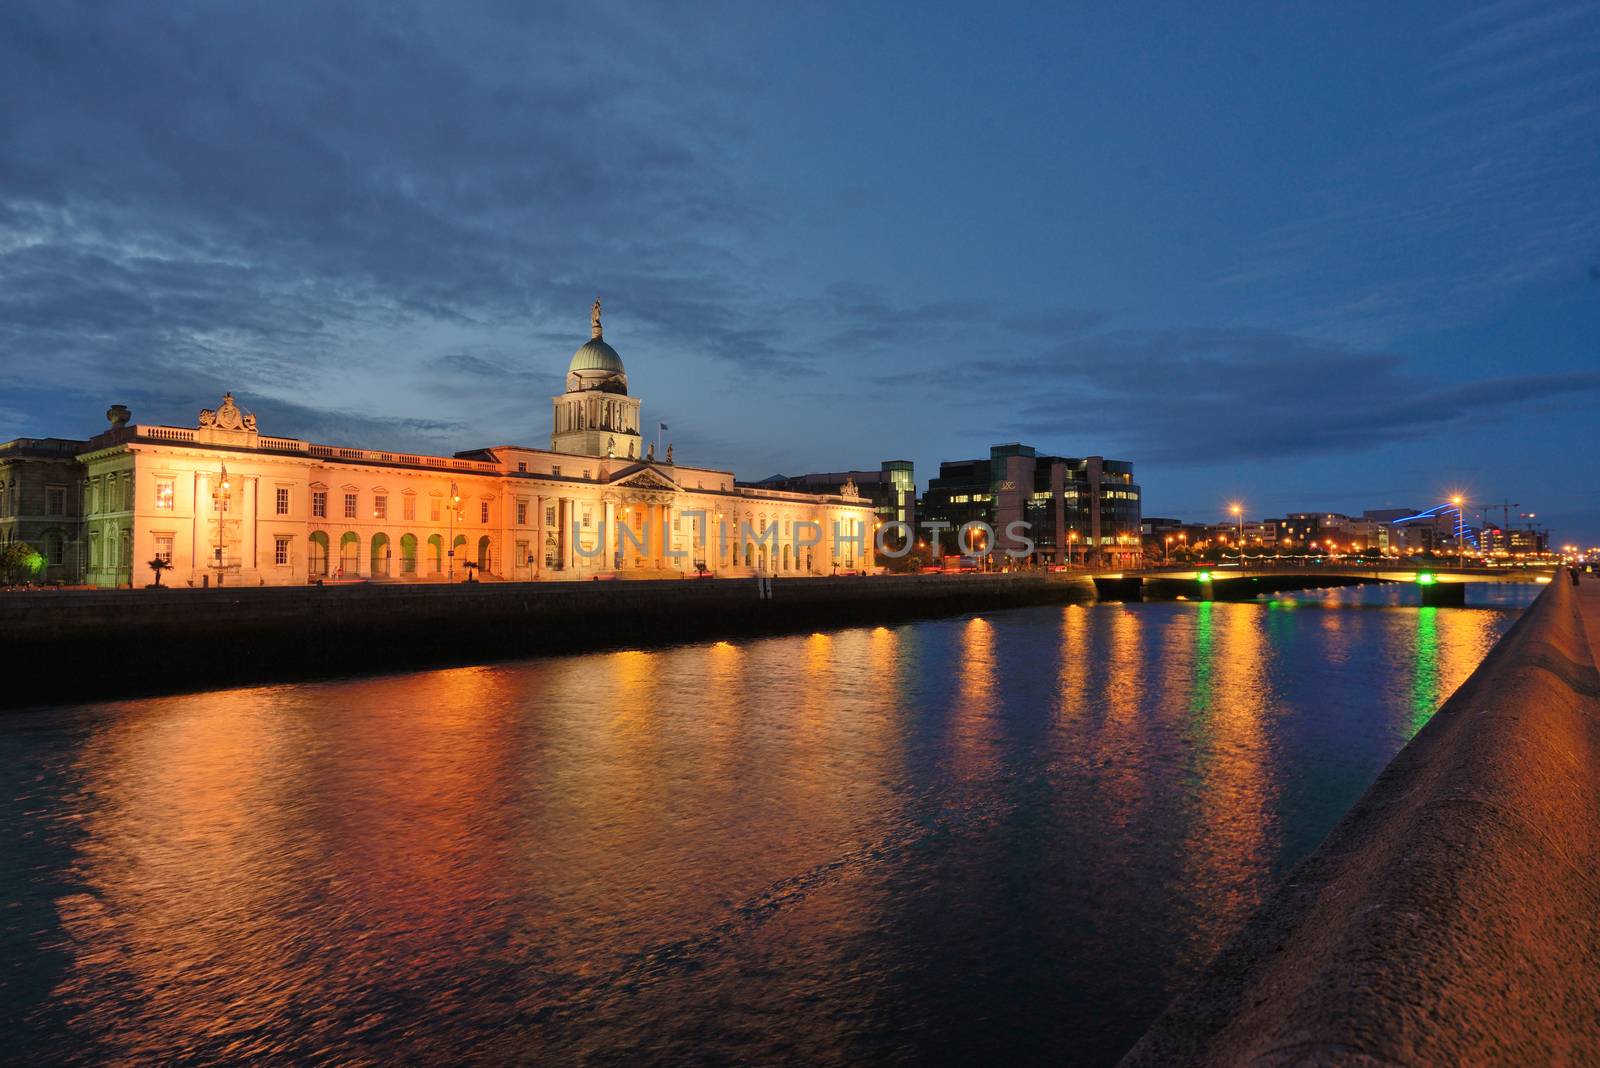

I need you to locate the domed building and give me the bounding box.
[66,299,874,586]
[551,299,643,459]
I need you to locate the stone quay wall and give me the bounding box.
[1,573,1095,708]
[1121,570,1600,1066]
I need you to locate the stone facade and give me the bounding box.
[0,437,87,583]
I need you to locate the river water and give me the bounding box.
[1,585,1536,1065]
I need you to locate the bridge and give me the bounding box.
[1089,563,1556,606]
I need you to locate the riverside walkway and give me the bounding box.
[1120,569,1600,1065]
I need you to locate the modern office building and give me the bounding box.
[57,301,874,588]
[920,444,1141,567]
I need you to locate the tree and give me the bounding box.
[0,542,39,584]
[148,557,172,588]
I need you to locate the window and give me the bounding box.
[156,479,174,510]
[275,487,290,515]
[312,489,327,517]
[120,530,133,567]
[214,494,230,513]
[89,532,100,568]
[122,477,133,510]
[582,509,592,528]
[48,534,64,566]
[46,485,66,516]
[517,461,527,473]
[343,493,357,519]
[430,498,441,522]
[516,539,529,566]
[545,504,556,526]
[480,501,489,524]
[403,495,415,521]
[275,536,291,566]
[154,533,173,564]
[374,495,388,520]
[552,466,561,477]
[516,500,528,525]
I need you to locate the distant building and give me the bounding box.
[1481,526,1548,555]
[0,436,88,583]
[749,460,917,562]
[920,444,1141,567]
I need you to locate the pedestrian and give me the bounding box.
[1571,566,1581,587]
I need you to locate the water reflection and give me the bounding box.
[1,589,1531,1066]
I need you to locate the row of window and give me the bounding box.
[0,483,69,516]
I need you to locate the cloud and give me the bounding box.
[946,327,1600,464]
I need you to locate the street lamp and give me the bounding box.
[1451,494,1465,568]
[448,481,460,582]
[211,463,231,583]
[1230,503,1243,568]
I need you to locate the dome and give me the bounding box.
[569,337,625,375]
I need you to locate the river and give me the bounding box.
[0,585,1536,1065]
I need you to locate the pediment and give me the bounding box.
[612,467,680,492]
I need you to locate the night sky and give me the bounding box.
[3,2,1597,540]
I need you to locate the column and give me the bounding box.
[661,502,672,570]
[603,499,617,570]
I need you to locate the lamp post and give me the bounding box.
[1230,503,1243,569]
[212,463,231,584]
[448,481,460,582]
[1069,529,1078,568]
[1451,495,1465,568]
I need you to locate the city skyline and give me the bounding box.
[3,2,1597,542]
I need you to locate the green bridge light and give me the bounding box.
[1196,569,1213,584]
[1415,571,1437,586]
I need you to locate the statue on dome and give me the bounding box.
[665,443,674,464]
[646,441,655,461]
[591,297,603,339]
[606,435,616,457]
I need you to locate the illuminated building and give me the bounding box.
[921,444,1142,567]
[0,436,87,583]
[71,302,873,587]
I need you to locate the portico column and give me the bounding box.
[603,499,616,570]
[660,501,672,570]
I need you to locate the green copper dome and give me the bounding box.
[569,337,624,375]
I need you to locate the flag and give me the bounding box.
[659,422,668,431]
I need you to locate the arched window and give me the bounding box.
[400,533,417,575]
[427,533,443,574]
[370,532,391,576]
[477,535,492,573]
[339,532,360,576]
[308,531,330,576]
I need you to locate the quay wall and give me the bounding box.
[1,573,1094,708]
[1120,571,1600,1066]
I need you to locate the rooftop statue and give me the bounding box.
[199,391,255,432]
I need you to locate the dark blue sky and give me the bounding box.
[3,2,1597,540]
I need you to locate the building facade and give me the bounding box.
[750,460,917,564]
[72,303,874,588]
[0,437,88,583]
[921,444,1142,567]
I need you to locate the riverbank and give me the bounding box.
[0,573,1096,708]
[1120,570,1600,1065]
